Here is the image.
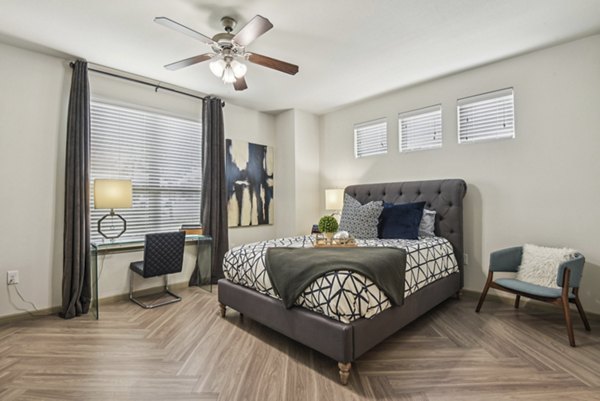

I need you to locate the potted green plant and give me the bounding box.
[318,215,339,243]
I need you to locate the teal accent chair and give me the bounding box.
[476,246,590,347]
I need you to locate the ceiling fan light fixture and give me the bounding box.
[222,65,237,83]
[157,14,299,91]
[209,59,227,78]
[230,60,247,78]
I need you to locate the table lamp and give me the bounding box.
[94,179,132,239]
[325,188,344,218]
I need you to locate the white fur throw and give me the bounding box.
[516,244,577,288]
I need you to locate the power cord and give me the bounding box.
[6,283,42,317]
[7,254,106,318]
[14,285,40,312]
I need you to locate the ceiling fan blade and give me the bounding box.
[232,15,273,47]
[247,52,299,75]
[233,76,248,91]
[164,54,213,71]
[154,17,216,46]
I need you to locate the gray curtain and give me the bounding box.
[190,96,229,285]
[60,60,91,319]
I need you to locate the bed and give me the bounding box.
[218,179,467,384]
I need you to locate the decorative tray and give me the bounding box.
[314,234,357,248]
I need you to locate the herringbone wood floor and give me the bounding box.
[1,288,599,401]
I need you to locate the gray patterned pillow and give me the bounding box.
[338,194,384,239]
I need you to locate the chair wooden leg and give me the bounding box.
[573,288,591,331]
[561,269,576,347]
[514,295,520,309]
[561,299,576,347]
[476,272,493,313]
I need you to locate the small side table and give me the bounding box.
[91,234,212,319]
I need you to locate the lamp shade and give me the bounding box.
[222,65,237,83]
[325,188,344,211]
[209,59,226,78]
[94,179,132,209]
[230,60,247,78]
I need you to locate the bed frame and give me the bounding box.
[218,179,467,384]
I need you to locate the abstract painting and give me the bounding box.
[225,139,274,227]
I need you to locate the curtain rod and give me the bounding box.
[69,62,211,102]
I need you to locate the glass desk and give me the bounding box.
[91,234,212,319]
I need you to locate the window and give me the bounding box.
[399,105,442,152]
[354,118,388,158]
[90,100,202,242]
[457,88,515,143]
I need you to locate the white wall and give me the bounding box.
[225,103,277,247]
[274,110,296,237]
[293,110,321,233]
[0,41,278,317]
[320,34,600,314]
[3,33,598,318]
[0,42,68,317]
[274,109,320,238]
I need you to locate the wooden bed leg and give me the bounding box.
[219,302,226,318]
[338,362,351,385]
[455,290,461,300]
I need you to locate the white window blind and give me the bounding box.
[90,100,202,242]
[399,105,442,152]
[354,118,388,158]
[457,88,515,143]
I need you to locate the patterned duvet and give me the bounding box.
[223,235,458,323]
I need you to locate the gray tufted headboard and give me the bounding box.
[345,179,468,286]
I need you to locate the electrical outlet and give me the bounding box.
[464,253,469,266]
[7,271,19,285]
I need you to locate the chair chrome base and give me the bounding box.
[129,270,182,309]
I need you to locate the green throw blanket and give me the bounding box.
[265,247,407,309]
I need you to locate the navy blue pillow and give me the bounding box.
[378,201,426,239]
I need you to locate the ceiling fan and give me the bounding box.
[154,15,299,91]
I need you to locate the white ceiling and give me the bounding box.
[1,0,600,114]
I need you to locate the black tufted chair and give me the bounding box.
[129,231,186,309]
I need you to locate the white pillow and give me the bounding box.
[516,244,577,288]
[419,209,436,236]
